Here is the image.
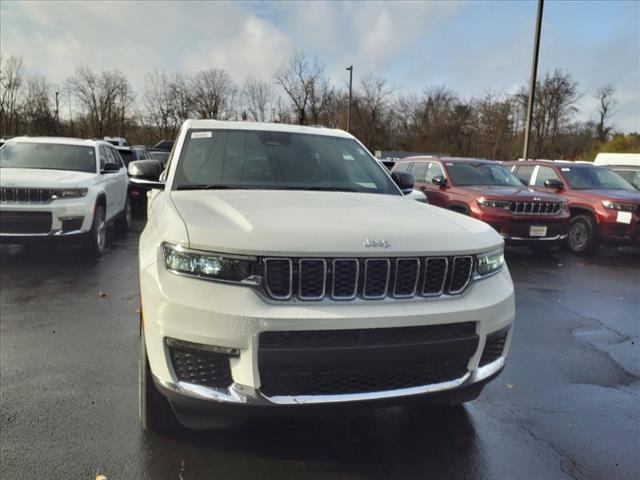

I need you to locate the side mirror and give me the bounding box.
[544,179,564,190]
[101,163,120,174]
[129,159,164,189]
[391,171,415,195]
[432,175,448,187]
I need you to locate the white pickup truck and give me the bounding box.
[0,137,131,256]
[132,120,515,433]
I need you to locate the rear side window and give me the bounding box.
[513,165,535,184]
[535,166,561,187]
[425,162,445,183]
[410,162,429,182]
[393,162,411,172]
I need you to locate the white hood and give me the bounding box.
[0,168,96,188]
[170,190,502,257]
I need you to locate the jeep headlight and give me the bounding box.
[162,243,258,283]
[477,197,511,209]
[602,200,635,212]
[51,188,88,199]
[476,247,505,277]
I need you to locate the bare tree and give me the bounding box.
[353,75,394,148]
[274,51,325,125]
[242,76,273,122]
[142,71,179,138]
[68,66,132,137]
[0,54,25,135]
[595,84,616,142]
[516,70,579,158]
[190,69,236,120]
[22,76,57,135]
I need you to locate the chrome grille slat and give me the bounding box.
[393,258,420,298]
[263,255,476,301]
[0,188,53,204]
[509,200,563,216]
[363,259,391,299]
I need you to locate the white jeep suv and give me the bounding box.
[0,137,131,256]
[135,120,515,432]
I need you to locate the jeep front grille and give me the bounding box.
[263,255,475,301]
[509,201,562,215]
[0,188,53,204]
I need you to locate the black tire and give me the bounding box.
[139,329,178,434]
[115,196,131,233]
[568,214,599,255]
[85,204,107,257]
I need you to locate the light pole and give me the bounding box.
[523,0,544,161]
[346,65,353,132]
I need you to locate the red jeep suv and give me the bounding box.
[506,160,640,254]
[393,157,570,252]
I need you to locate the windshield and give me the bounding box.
[446,162,523,187]
[148,151,169,165]
[560,166,636,190]
[0,142,96,173]
[610,168,640,190]
[172,129,400,194]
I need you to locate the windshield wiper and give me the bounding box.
[176,184,241,190]
[271,186,360,192]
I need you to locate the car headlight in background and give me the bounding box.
[51,188,88,199]
[602,200,635,212]
[477,197,511,209]
[476,248,505,277]
[162,243,258,283]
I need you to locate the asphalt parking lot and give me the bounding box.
[1,220,638,480]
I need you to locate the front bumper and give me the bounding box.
[141,257,515,408]
[470,209,570,244]
[0,200,94,239]
[597,211,639,245]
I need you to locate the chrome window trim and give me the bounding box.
[421,257,448,297]
[331,258,359,300]
[264,258,293,300]
[449,255,473,295]
[393,257,420,298]
[298,258,327,300]
[363,258,390,299]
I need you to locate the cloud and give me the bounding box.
[1,0,638,131]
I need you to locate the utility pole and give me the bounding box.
[346,65,353,132]
[55,91,60,124]
[523,0,544,161]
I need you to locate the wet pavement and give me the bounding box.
[1,220,639,480]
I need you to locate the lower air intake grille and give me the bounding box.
[167,339,233,389]
[479,327,510,366]
[259,323,478,396]
[0,211,52,234]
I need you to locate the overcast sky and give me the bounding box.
[2,0,639,131]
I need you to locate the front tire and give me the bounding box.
[85,204,107,257]
[568,214,599,255]
[139,329,178,434]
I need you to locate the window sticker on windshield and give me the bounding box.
[561,168,570,171]
[446,163,454,166]
[191,131,212,139]
[343,154,355,160]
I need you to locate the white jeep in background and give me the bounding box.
[134,120,516,434]
[0,137,131,256]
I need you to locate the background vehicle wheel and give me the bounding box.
[568,214,599,255]
[115,197,132,233]
[85,204,107,257]
[139,329,178,434]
